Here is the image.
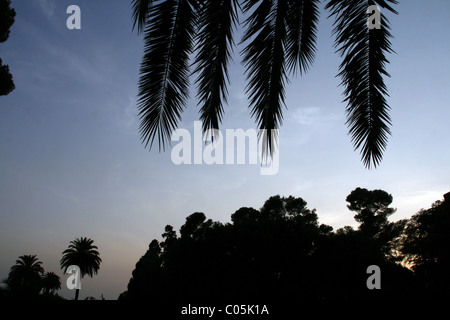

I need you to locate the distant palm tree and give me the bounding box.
[131,0,398,168]
[60,237,102,300]
[7,255,44,297]
[41,272,62,297]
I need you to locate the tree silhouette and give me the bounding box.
[41,272,62,297]
[125,239,163,300]
[131,0,398,168]
[0,0,16,96]
[346,187,407,262]
[60,237,102,300]
[346,187,395,235]
[401,192,450,298]
[121,192,419,301]
[7,255,44,298]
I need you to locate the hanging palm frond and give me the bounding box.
[133,0,397,168]
[137,0,198,151]
[193,0,239,135]
[326,0,398,168]
[131,0,153,34]
[241,0,319,159]
[285,0,320,75]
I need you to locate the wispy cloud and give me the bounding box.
[290,106,340,127]
[394,189,446,214]
[116,97,138,131]
[36,0,56,17]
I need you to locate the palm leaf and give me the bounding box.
[137,0,198,151]
[131,0,153,34]
[193,0,239,135]
[285,0,320,75]
[326,0,398,168]
[241,0,319,159]
[241,0,287,159]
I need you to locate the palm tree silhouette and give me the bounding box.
[131,0,398,168]
[7,255,44,297]
[60,237,102,300]
[41,272,62,297]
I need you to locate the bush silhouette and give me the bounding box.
[121,190,448,300]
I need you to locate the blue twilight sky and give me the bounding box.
[0,0,449,299]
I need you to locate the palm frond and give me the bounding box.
[241,0,287,158]
[137,0,198,151]
[326,0,398,168]
[193,0,239,135]
[131,0,153,34]
[241,0,319,159]
[285,0,320,75]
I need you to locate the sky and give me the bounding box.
[0,0,449,300]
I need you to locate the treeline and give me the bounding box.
[0,237,101,300]
[120,188,450,300]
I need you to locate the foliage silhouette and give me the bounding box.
[0,0,16,96]
[120,190,450,301]
[2,255,64,300]
[345,187,407,261]
[1,238,101,300]
[401,192,450,298]
[41,272,62,297]
[60,237,102,300]
[131,0,398,168]
[2,192,447,301]
[6,255,44,298]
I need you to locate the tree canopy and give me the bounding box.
[2,255,63,300]
[60,237,102,300]
[0,0,16,96]
[121,189,450,301]
[401,193,450,297]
